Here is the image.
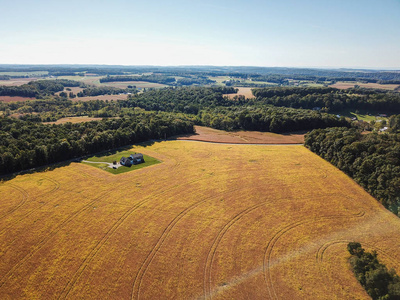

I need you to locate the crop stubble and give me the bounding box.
[0,141,400,299]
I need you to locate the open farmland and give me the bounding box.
[330,81,400,90]
[0,96,36,102]
[223,87,255,99]
[176,126,305,144]
[43,116,108,125]
[0,78,38,87]
[1,141,400,299]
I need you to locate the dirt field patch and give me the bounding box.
[99,81,168,89]
[223,87,255,99]
[0,96,36,102]
[176,126,305,144]
[43,116,107,125]
[1,141,398,299]
[331,81,400,90]
[71,94,129,101]
[0,78,37,86]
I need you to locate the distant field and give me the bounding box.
[72,94,129,101]
[43,116,106,125]
[98,81,168,89]
[1,141,399,299]
[177,125,305,144]
[331,81,400,90]
[55,76,168,89]
[0,71,48,77]
[0,78,37,86]
[223,87,255,99]
[0,96,35,102]
[55,75,102,85]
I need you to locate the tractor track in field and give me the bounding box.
[59,173,215,299]
[263,210,365,300]
[131,186,242,300]
[315,239,400,296]
[0,177,60,255]
[0,184,28,221]
[202,201,269,300]
[0,186,119,289]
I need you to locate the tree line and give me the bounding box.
[305,127,400,214]
[0,112,194,176]
[0,80,84,98]
[347,242,400,299]
[253,86,400,113]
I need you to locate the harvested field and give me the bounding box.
[0,96,36,102]
[176,126,305,144]
[43,116,107,125]
[55,87,84,96]
[331,81,400,90]
[223,87,255,99]
[0,78,37,86]
[99,81,168,89]
[72,94,128,101]
[1,141,399,299]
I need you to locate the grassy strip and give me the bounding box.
[82,149,161,174]
[347,242,400,299]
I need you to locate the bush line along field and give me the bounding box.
[1,141,400,299]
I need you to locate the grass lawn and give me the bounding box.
[339,109,389,122]
[82,149,161,174]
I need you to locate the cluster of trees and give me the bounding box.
[125,86,238,114]
[198,106,349,133]
[0,112,194,175]
[305,127,400,214]
[347,242,400,299]
[176,77,215,86]
[0,80,84,98]
[253,87,400,113]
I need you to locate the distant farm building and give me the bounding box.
[120,153,145,166]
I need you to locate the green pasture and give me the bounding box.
[82,149,161,174]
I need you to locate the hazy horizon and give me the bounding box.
[1,0,400,68]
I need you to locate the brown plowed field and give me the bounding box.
[0,78,37,86]
[0,96,36,102]
[1,141,399,299]
[71,94,129,101]
[43,116,109,125]
[330,82,400,90]
[223,87,255,99]
[176,126,305,144]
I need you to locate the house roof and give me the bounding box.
[130,153,143,159]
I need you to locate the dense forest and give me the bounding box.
[0,80,84,98]
[253,87,400,113]
[0,112,193,175]
[305,127,400,214]
[347,242,400,299]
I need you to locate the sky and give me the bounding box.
[1,0,400,69]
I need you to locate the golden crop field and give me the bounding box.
[1,141,400,299]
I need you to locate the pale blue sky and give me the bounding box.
[1,0,399,68]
